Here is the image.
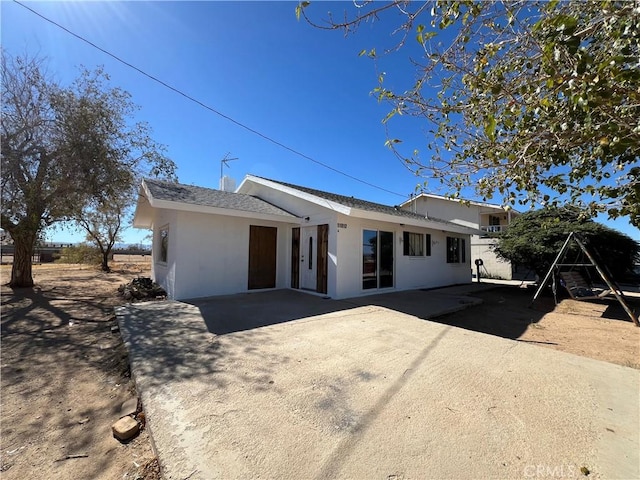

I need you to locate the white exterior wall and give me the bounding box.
[471,239,513,280]
[151,208,179,299]
[326,219,339,299]
[403,196,517,280]
[334,214,361,299]
[407,196,480,229]
[333,214,471,299]
[152,210,293,300]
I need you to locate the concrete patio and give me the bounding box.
[116,287,639,480]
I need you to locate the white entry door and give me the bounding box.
[300,226,317,290]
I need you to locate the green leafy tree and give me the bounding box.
[298,1,640,226]
[75,193,129,273]
[1,52,176,287]
[493,207,639,279]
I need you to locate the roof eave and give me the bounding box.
[149,197,298,223]
[401,192,521,213]
[352,208,481,235]
[132,181,154,229]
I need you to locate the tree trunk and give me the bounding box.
[9,233,36,288]
[101,250,111,273]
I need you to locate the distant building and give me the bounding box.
[400,194,524,280]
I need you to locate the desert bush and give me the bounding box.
[57,244,102,265]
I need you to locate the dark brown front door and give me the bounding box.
[291,227,300,289]
[316,224,328,294]
[248,225,277,290]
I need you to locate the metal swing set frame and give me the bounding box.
[530,232,639,327]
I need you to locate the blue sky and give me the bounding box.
[2,1,638,244]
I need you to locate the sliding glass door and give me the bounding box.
[362,229,394,290]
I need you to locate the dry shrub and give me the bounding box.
[56,243,101,265]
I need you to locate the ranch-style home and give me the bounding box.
[132,175,480,300]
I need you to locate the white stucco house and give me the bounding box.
[132,175,481,300]
[400,193,522,280]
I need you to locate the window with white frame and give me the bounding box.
[446,236,466,263]
[158,225,169,263]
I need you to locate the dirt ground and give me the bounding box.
[435,285,640,369]
[1,262,159,480]
[1,267,638,480]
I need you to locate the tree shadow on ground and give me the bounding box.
[116,301,228,390]
[117,300,304,393]
[118,287,493,392]
[431,285,639,339]
[1,279,127,379]
[0,270,148,480]
[428,286,557,339]
[192,290,350,335]
[191,287,490,336]
[118,285,637,397]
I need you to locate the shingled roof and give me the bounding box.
[252,176,458,227]
[144,178,296,218]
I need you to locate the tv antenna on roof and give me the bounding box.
[220,152,238,190]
